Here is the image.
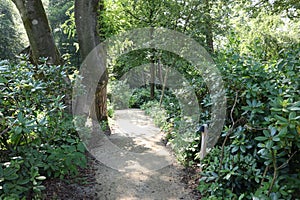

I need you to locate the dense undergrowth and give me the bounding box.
[0,59,86,199]
[118,45,300,199]
[1,44,298,200]
[196,46,300,199]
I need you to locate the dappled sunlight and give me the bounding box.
[93,109,195,199]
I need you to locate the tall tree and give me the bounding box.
[11,0,61,65]
[75,0,109,125]
[203,0,214,53]
[0,0,25,60]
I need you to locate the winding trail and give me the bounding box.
[91,109,197,200]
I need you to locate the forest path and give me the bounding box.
[91,109,197,200]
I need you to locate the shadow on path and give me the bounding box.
[92,109,197,200]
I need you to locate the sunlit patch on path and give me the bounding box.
[93,109,196,199]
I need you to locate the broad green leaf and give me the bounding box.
[272,136,280,142]
[270,127,277,136]
[4,173,18,181]
[35,176,46,181]
[274,115,288,123]
[289,112,296,120]
[289,107,300,111]
[255,136,268,141]
[266,140,274,149]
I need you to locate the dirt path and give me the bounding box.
[90,109,198,200]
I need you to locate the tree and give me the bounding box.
[10,0,111,119]
[11,0,61,65]
[203,0,214,53]
[0,0,25,60]
[75,0,109,126]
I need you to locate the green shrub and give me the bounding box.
[197,45,300,199]
[108,80,132,110]
[137,45,300,199]
[0,59,87,199]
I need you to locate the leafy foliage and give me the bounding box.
[48,0,80,66]
[0,0,25,60]
[197,44,300,199]
[140,43,300,199]
[0,59,86,199]
[2,0,300,199]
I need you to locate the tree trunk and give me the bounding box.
[12,0,73,113]
[149,27,155,100]
[11,0,61,65]
[75,0,109,125]
[204,0,214,53]
[150,55,155,100]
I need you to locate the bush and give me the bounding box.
[197,45,300,199]
[0,59,87,199]
[108,80,131,110]
[137,45,300,199]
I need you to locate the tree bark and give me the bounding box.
[204,0,214,53]
[75,0,109,124]
[11,0,61,65]
[149,27,155,100]
[150,55,155,100]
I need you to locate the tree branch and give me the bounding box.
[278,150,298,170]
[0,127,10,137]
[182,2,200,32]
[219,91,239,171]
[123,6,149,24]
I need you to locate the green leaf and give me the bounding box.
[263,130,270,137]
[240,146,246,153]
[272,136,280,142]
[17,112,24,122]
[270,127,277,136]
[33,185,45,192]
[289,107,300,111]
[270,192,279,200]
[35,176,46,181]
[78,142,86,153]
[0,76,8,83]
[17,178,30,185]
[274,115,288,123]
[257,143,265,148]
[278,127,287,136]
[231,146,239,153]
[255,136,268,141]
[238,194,245,200]
[271,108,281,112]
[15,126,22,135]
[266,140,274,149]
[289,112,296,120]
[4,173,18,181]
[3,167,18,178]
[224,173,232,180]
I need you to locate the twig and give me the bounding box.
[0,127,10,137]
[219,91,239,171]
[260,165,269,187]
[244,124,268,131]
[267,151,297,196]
[182,3,200,32]
[123,5,149,24]
[230,91,239,126]
[159,68,169,107]
[278,151,298,170]
[268,151,278,196]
